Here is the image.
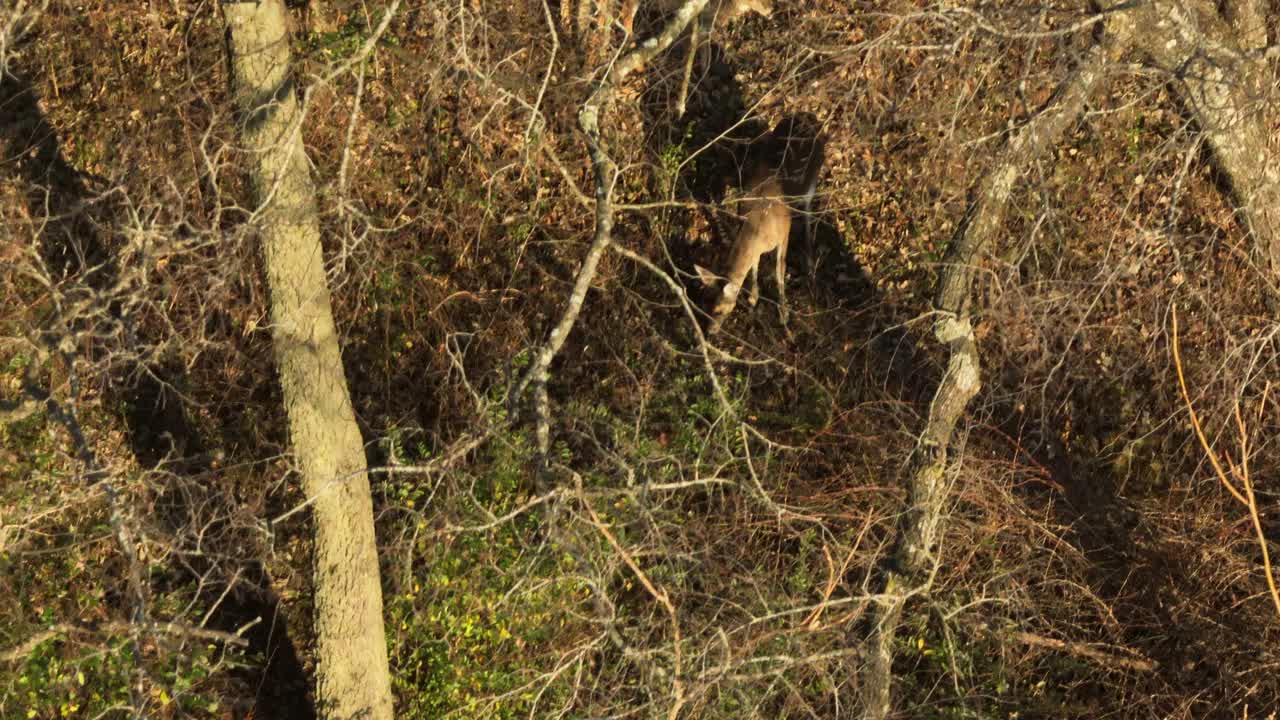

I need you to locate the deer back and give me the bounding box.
[766,113,826,209]
[722,170,789,288]
[703,0,773,27]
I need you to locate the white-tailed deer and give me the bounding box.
[703,0,773,25]
[695,116,825,335]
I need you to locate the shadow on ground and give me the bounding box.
[1,66,316,720]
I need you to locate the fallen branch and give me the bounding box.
[1010,630,1157,673]
[0,619,254,664]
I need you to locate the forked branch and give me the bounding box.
[514,0,711,459]
[861,35,1123,719]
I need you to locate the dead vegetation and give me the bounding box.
[2,1,1278,718]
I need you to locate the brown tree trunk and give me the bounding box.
[223,2,394,718]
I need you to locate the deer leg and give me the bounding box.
[803,194,818,276]
[803,193,816,248]
[797,178,822,280]
[747,260,760,308]
[775,241,789,327]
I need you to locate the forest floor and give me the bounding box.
[2,1,1278,718]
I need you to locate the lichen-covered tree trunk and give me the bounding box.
[1115,0,1280,280]
[860,39,1121,719]
[223,2,394,718]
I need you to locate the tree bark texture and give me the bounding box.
[223,2,394,718]
[1114,0,1280,282]
[860,39,1120,720]
[1222,0,1269,49]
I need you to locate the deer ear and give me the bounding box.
[694,264,720,285]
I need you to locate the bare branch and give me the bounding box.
[512,0,711,461]
[862,35,1123,719]
[0,620,253,664]
[1009,630,1157,673]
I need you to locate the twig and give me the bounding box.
[1,619,253,663]
[1010,631,1156,672]
[275,429,493,526]
[576,474,686,720]
[1235,402,1280,619]
[676,16,699,118]
[441,487,564,535]
[804,515,873,629]
[1170,308,1249,507]
[1171,307,1280,619]
[511,0,712,461]
[527,0,559,142]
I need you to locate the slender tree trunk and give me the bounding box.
[1115,0,1280,281]
[860,39,1120,719]
[223,2,394,718]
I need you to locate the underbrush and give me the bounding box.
[3,0,1278,718]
